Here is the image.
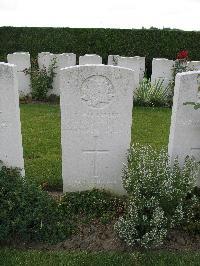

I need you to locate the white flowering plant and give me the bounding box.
[115,144,199,248]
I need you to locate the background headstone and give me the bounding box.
[117,56,141,88]
[60,65,135,194]
[151,58,174,88]
[187,61,200,71]
[168,70,200,167]
[7,52,31,97]
[108,55,145,87]
[38,52,76,95]
[38,52,54,70]
[79,54,102,65]
[134,56,145,82]
[52,53,76,96]
[0,63,24,172]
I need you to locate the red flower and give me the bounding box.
[176,50,189,59]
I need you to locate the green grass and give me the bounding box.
[20,104,62,189]
[4,105,200,265]
[20,104,172,189]
[1,249,200,266]
[132,107,171,148]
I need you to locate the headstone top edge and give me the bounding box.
[177,70,200,77]
[81,54,101,57]
[55,53,76,56]
[60,64,135,73]
[153,58,174,61]
[8,52,30,56]
[0,62,16,68]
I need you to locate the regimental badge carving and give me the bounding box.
[81,75,115,108]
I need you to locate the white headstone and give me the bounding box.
[168,71,200,166]
[117,56,141,88]
[79,54,102,65]
[38,52,54,70]
[60,65,135,194]
[187,61,200,71]
[134,56,145,82]
[51,53,76,96]
[108,55,145,87]
[151,58,174,88]
[0,63,24,172]
[7,52,31,97]
[38,52,76,96]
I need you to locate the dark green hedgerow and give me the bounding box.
[1,27,200,76]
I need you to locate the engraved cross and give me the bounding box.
[82,136,109,179]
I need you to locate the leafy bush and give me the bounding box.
[0,164,72,243]
[134,78,170,107]
[182,187,200,233]
[60,189,126,224]
[115,144,199,248]
[25,58,57,101]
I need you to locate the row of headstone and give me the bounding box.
[6,52,146,97]
[7,52,200,98]
[39,53,144,96]
[38,52,76,96]
[0,62,135,194]
[151,58,200,88]
[1,61,200,192]
[168,70,200,172]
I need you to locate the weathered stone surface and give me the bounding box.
[0,63,24,172]
[168,70,200,167]
[38,52,54,70]
[7,52,31,97]
[107,55,144,87]
[60,65,135,194]
[38,52,76,95]
[187,61,200,71]
[52,53,76,95]
[151,58,174,88]
[134,56,145,82]
[117,56,141,88]
[79,54,102,65]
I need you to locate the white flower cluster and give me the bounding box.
[115,143,199,248]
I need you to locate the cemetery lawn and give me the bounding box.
[20,104,171,189]
[1,249,200,266]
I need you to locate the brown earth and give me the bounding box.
[2,191,200,252]
[2,218,200,252]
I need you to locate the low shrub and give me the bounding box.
[134,78,170,107]
[115,144,199,248]
[182,187,200,233]
[60,189,126,224]
[0,164,73,243]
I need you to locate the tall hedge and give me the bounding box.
[0,27,200,76]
